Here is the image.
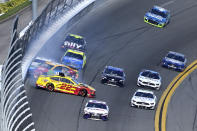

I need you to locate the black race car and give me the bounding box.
[61,34,87,51]
[101,66,126,87]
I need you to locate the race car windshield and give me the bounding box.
[166,53,185,62]
[151,9,167,18]
[65,52,83,60]
[105,68,123,77]
[87,102,107,109]
[135,92,154,98]
[72,78,79,85]
[141,71,160,79]
[65,35,85,45]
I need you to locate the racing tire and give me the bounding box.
[101,79,107,84]
[83,114,91,119]
[46,83,54,92]
[137,82,141,87]
[101,116,108,121]
[78,89,87,97]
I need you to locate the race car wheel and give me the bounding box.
[83,114,91,119]
[46,83,54,92]
[101,79,107,84]
[78,89,87,97]
[101,116,108,121]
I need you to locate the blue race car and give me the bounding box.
[162,51,187,71]
[144,5,170,28]
[61,49,86,70]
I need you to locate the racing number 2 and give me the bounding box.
[60,83,76,91]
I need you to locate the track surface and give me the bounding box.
[25,0,197,130]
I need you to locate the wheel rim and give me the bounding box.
[80,90,87,97]
[47,85,54,91]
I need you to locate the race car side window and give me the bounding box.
[60,78,71,83]
[50,77,60,81]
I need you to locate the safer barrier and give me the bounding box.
[0,0,95,130]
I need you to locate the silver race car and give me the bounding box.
[130,89,157,110]
[137,69,161,90]
[83,100,109,121]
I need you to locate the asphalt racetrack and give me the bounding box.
[25,0,197,130]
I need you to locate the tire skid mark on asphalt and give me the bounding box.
[160,0,175,8]
[171,2,197,17]
[86,26,151,72]
[155,60,197,131]
[86,25,149,64]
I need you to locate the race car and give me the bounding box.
[36,73,95,98]
[83,100,109,121]
[162,51,187,71]
[28,57,78,79]
[137,69,161,90]
[101,66,126,87]
[144,5,170,28]
[130,89,157,109]
[61,49,86,70]
[61,34,87,51]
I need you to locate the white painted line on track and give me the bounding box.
[160,0,175,7]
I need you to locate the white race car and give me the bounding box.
[137,69,161,90]
[83,100,109,121]
[130,89,157,109]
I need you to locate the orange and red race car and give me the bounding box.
[28,58,78,79]
[36,73,96,98]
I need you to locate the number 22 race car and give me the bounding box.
[36,73,96,98]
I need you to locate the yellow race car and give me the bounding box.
[36,73,95,98]
[61,49,86,70]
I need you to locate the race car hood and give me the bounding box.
[138,76,160,83]
[63,41,83,50]
[62,56,83,70]
[145,12,166,23]
[164,57,184,65]
[84,107,108,115]
[132,96,155,103]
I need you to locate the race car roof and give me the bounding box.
[106,66,124,72]
[88,100,107,105]
[153,5,169,13]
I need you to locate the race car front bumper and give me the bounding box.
[144,17,165,28]
[131,101,155,109]
[83,113,108,121]
[162,62,185,71]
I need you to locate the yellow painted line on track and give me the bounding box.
[155,60,197,131]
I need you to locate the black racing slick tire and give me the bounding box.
[46,83,54,92]
[78,89,87,97]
